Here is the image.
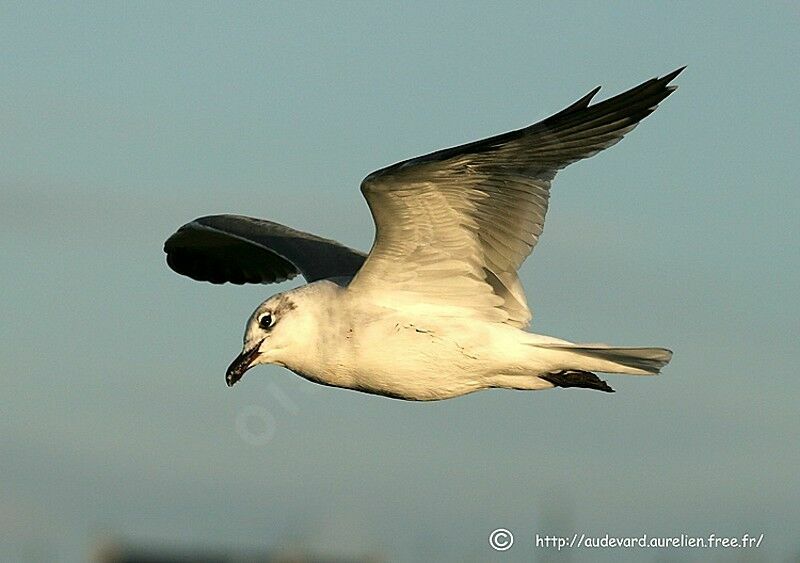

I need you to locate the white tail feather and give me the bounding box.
[532,344,673,375]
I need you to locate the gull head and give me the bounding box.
[225,291,308,387]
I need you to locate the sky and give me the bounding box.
[1,1,799,561]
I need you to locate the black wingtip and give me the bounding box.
[658,67,686,91]
[663,66,687,81]
[555,85,603,118]
[580,85,603,105]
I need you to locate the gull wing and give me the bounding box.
[349,68,683,327]
[164,214,366,285]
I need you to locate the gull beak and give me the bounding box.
[226,341,263,387]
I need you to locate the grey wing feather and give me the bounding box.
[352,68,683,327]
[164,215,366,285]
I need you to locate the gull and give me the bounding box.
[164,68,681,400]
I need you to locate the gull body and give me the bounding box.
[241,281,553,400]
[237,280,666,400]
[165,69,682,400]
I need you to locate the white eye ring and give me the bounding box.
[258,313,274,329]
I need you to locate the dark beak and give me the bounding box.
[226,342,263,387]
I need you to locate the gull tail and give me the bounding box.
[534,343,673,376]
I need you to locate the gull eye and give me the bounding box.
[258,313,274,329]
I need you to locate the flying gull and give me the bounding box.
[164,68,682,400]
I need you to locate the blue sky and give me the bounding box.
[2,2,798,561]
